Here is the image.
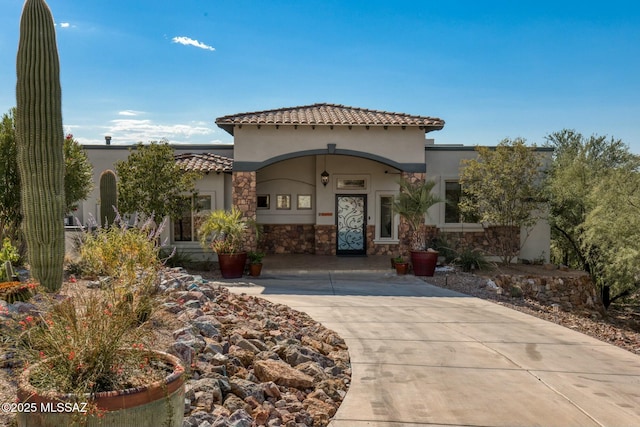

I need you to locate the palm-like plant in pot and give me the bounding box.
[392,177,444,276]
[198,208,250,278]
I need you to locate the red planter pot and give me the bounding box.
[217,252,248,278]
[410,250,439,276]
[395,262,409,275]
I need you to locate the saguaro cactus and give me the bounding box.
[100,170,118,226]
[15,0,65,292]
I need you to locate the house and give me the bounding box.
[77,103,551,262]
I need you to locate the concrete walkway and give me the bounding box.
[222,272,640,427]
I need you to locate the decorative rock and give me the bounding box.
[254,359,315,389]
[295,361,328,382]
[157,267,350,427]
[193,319,220,338]
[227,409,253,427]
[303,397,337,425]
[223,394,251,414]
[230,378,265,403]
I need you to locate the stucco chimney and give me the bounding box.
[105,135,112,145]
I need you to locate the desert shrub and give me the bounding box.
[79,215,163,283]
[454,248,492,272]
[159,246,194,268]
[430,235,457,264]
[0,238,20,281]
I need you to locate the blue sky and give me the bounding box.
[1,1,639,151]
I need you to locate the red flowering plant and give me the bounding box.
[17,292,163,395]
[0,215,175,401]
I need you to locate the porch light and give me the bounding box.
[321,170,330,187]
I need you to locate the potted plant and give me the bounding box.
[5,219,185,427]
[10,291,185,427]
[198,208,251,279]
[394,256,409,275]
[247,251,265,277]
[393,177,444,276]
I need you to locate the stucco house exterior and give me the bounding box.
[77,103,551,262]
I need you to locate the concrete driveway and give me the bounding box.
[222,272,640,427]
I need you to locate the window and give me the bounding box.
[257,195,270,209]
[173,194,212,242]
[445,182,462,223]
[380,196,394,238]
[375,193,398,241]
[276,194,291,210]
[297,194,312,209]
[445,181,480,223]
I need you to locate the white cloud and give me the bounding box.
[107,119,216,144]
[172,36,215,52]
[118,110,145,117]
[60,22,70,28]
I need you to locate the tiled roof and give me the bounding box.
[215,103,445,135]
[174,152,233,173]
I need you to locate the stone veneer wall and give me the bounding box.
[232,171,257,251]
[260,224,316,254]
[314,225,336,255]
[439,226,520,258]
[365,225,397,255]
[491,274,597,310]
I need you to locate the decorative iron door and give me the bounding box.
[336,195,367,256]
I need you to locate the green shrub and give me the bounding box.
[430,235,457,264]
[454,248,492,272]
[0,238,20,281]
[159,247,194,268]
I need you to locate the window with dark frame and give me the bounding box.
[257,195,270,209]
[445,181,480,223]
[174,195,212,241]
[380,195,394,238]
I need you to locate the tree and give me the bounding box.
[63,134,93,212]
[459,138,545,264]
[582,166,640,307]
[544,129,640,307]
[392,177,443,250]
[0,109,94,243]
[115,141,201,220]
[0,109,21,243]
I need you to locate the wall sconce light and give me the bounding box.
[321,170,330,187]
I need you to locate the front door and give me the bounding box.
[336,195,367,256]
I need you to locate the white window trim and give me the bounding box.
[172,191,216,244]
[374,191,400,244]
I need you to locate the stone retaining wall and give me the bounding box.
[491,273,597,310]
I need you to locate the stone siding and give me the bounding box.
[232,171,257,251]
[315,225,336,255]
[365,225,398,256]
[260,224,315,254]
[492,273,597,310]
[439,226,520,258]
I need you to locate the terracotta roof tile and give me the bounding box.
[215,103,444,135]
[174,152,233,173]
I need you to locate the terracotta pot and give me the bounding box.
[217,252,248,278]
[17,351,185,427]
[248,263,263,277]
[395,262,409,275]
[410,250,439,276]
